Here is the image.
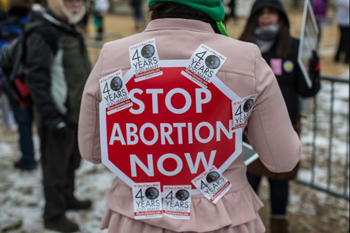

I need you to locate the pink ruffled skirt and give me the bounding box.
[100,178,266,233]
[102,210,265,233]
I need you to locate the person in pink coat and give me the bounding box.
[78,0,302,232]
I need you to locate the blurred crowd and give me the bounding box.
[0,0,348,232]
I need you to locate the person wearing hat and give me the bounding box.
[94,0,109,40]
[25,0,92,232]
[79,0,302,232]
[334,0,349,64]
[240,1,321,232]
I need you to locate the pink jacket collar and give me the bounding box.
[145,18,215,34]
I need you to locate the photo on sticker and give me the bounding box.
[145,187,159,200]
[243,99,254,112]
[205,55,221,69]
[175,190,190,201]
[141,44,156,58]
[110,76,123,91]
[206,171,221,183]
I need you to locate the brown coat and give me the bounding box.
[78,19,302,233]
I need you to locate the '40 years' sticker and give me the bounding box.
[129,39,163,82]
[231,94,257,130]
[192,166,231,204]
[163,185,191,220]
[99,70,133,115]
[132,182,163,220]
[182,44,227,88]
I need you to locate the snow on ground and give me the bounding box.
[0,151,112,232]
[298,81,349,196]
[0,123,113,232]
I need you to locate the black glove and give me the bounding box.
[308,50,321,95]
[309,50,321,72]
[48,117,67,137]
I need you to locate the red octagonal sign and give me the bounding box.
[100,60,243,194]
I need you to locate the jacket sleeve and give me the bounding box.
[246,46,302,173]
[78,47,103,164]
[25,33,61,121]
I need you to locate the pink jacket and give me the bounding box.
[78,19,301,232]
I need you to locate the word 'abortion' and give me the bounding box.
[109,88,234,146]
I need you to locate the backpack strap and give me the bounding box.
[9,22,60,83]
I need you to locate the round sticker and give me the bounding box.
[205,55,221,69]
[145,187,159,200]
[283,61,294,73]
[176,190,190,201]
[206,171,220,183]
[243,99,254,112]
[110,76,123,91]
[141,44,155,58]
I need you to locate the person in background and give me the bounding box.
[223,0,237,23]
[240,0,321,232]
[130,0,145,32]
[312,0,327,46]
[77,0,94,33]
[94,0,109,40]
[0,0,37,171]
[79,0,302,232]
[334,0,349,64]
[25,0,92,231]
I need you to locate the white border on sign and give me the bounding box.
[100,60,243,195]
[297,0,320,88]
[100,101,135,187]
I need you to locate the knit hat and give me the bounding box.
[47,0,86,24]
[8,0,33,10]
[250,0,290,27]
[148,0,230,36]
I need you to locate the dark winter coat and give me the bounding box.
[247,38,321,180]
[261,38,320,124]
[25,11,91,126]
